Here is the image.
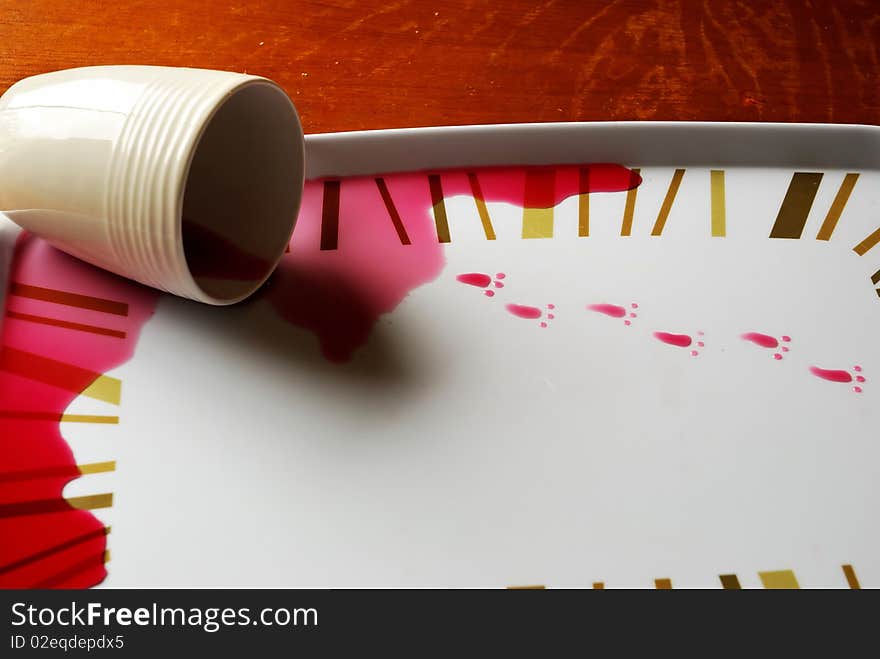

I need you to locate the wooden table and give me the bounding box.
[1,0,878,133]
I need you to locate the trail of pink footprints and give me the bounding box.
[457,271,867,394]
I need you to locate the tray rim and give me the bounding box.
[303,121,880,179]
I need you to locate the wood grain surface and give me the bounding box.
[1,0,878,133]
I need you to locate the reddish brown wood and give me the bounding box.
[1,0,878,133]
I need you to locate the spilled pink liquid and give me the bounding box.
[1,235,158,588]
[484,290,495,297]
[653,332,693,348]
[587,304,627,318]
[263,164,639,362]
[456,273,492,288]
[506,304,543,320]
[809,366,853,383]
[741,332,779,349]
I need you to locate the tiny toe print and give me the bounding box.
[587,302,639,327]
[741,332,792,360]
[506,303,554,328]
[458,271,507,298]
[809,365,866,394]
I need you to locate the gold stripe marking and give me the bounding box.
[81,376,122,406]
[620,168,640,236]
[428,175,451,243]
[842,564,861,589]
[853,226,880,256]
[770,172,823,239]
[78,461,116,476]
[578,167,590,237]
[872,269,880,286]
[654,578,672,589]
[507,585,546,590]
[61,414,119,424]
[759,569,800,589]
[719,574,742,589]
[467,173,496,240]
[651,168,685,236]
[817,173,859,240]
[66,493,113,512]
[592,582,605,589]
[710,170,726,237]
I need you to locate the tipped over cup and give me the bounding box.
[0,65,305,305]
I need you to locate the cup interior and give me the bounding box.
[181,80,303,304]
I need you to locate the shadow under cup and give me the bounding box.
[181,80,304,304]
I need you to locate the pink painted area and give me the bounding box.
[265,164,640,363]
[484,290,495,297]
[856,375,866,383]
[587,304,626,318]
[653,332,693,348]
[690,350,699,357]
[854,386,863,393]
[495,273,506,280]
[782,336,791,342]
[741,332,779,349]
[547,304,555,310]
[540,322,548,328]
[854,365,863,372]
[782,346,789,352]
[506,304,543,320]
[809,366,853,383]
[624,320,631,326]
[774,353,783,360]
[1,235,158,588]
[547,314,555,320]
[697,341,705,347]
[456,273,492,288]
[264,174,445,363]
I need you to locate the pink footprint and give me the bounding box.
[742,332,791,360]
[506,303,555,328]
[587,302,639,326]
[810,365,866,394]
[457,271,507,298]
[654,331,703,356]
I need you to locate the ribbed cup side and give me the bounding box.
[105,71,238,299]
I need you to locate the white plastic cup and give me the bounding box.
[0,65,305,305]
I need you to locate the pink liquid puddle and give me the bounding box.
[809,366,853,383]
[266,164,639,362]
[1,235,158,588]
[741,332,779,349]
[653,332,693,348]
[506,304,543,320]
[587,304,626,318]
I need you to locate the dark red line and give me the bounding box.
[0,347,102,397]
[319,180,341,251]
[375,178,412,245]
[0,528,107,577]
[0,497,76,519]
[31,552,106,589]
[523,167,556,208]
[0,464,80,484]
[0,410,60,421]
[6,310,126,338]
[11,283,128,316]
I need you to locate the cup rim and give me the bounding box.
[174,76,305,305]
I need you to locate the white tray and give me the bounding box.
[2,122,879,589]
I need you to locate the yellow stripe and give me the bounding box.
[651,169,685,236]
[467,173,496,240]
[104,549,111,564]
[817,173,859,240]
[578,167,590,237]
[60,414,119,424]
[507,585,546,589]
[654,578,673,589]
[853,226,880,256]
[842,564,861,589]
[719,574,742,589]
[592,582,605,589]
[81,375,122,406]
[77,461,116,476]
[711,170,726,237]
[66,493,113,511]
[522,208,553,239]
[620,168,640,236]
[759,569,800,589]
